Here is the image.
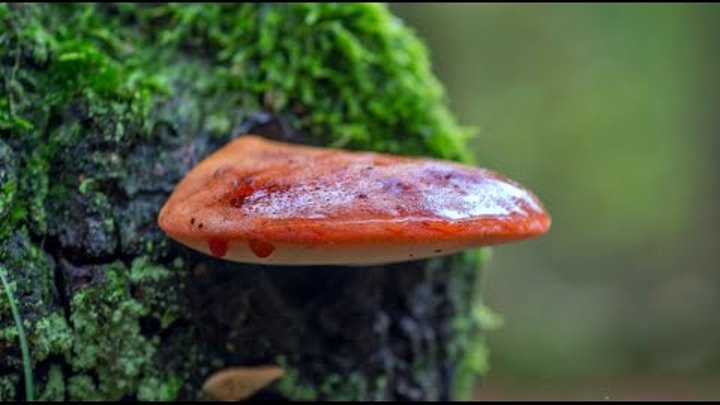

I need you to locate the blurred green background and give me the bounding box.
[392,3,720,400]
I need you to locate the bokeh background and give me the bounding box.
[391,3,720,400]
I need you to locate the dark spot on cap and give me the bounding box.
[396,181,411,191]
[228,180,255,208]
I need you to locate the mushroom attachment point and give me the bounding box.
[202,365,284,401]
[158,135,551,265]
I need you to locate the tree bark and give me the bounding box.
[0,3,489,401]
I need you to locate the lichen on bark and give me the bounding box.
[1,3,491,401]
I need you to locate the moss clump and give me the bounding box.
[65,258,186,401]
[1,3,488,400]
[37,365,65,401]
[129,258,184,329]
[67,261,155,400]
[0,228,70,401]
[0,140,17,228]
[121,3,473,159]
[135,373,184,402]
[275,356,390,401]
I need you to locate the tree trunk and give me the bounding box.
[0,3,490,401]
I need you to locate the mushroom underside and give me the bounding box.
[178,236,517,266]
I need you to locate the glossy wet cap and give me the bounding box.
[158,135,551,265]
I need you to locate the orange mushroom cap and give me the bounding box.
[158,135,550,265]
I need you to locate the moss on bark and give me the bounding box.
[0,3,491,401]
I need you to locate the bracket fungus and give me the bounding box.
[158,135,550,265]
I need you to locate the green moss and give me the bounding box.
[275,355,382,401]
[129,258,183,329]
[0,98,32,132]
[277,350,430,401]
[318,373,377,401]
[0,140,17,225]
[0,228,70,399]
[69,312,152,397]
[136,374,183,402]
[0,265,33,400]
[77,178,96,196]
[0,375,18,401]
[274,356,319,401]
[20,152,48,235]
[59,257,186,400]
[138,3,473,160]
[31,312,72,363]
[67,261,153,400]
[67,375,99,401]
[38,364,65,401]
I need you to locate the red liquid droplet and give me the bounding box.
[228,181,255,208]
[249,239,275,258]
[208,238,229,258]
